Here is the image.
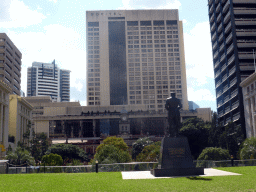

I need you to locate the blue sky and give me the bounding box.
[0,0,217,111]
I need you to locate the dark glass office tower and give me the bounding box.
[208,0,256,134]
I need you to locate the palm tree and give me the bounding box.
[6,146,35,166]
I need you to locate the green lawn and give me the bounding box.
[0,167,255,192]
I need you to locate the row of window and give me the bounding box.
[127,26,178,31]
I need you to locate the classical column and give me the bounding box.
[93,119,96,137]
[251,97,256,137]
[0,104,3,142]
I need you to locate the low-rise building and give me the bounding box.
[9,95,33,148]
[240,72,256,138]
[0,81,11,157]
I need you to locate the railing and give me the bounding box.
[218,110,224,117]
[228,55,235,65]
[221,63,227,72]
[220,53,226,62]
[225,22,231,33]
[213,41,218,50]
[211,22,216,32]
[210,14,215,23]
[232,100,239,110]
[213,51,219,59]
[209,4,214,14]
[212,31,217,41]
[224,11,230,24]
[233,112,240,121]
[4,160,256,174]
[231,89,238,98]
[230,77,237,87]
[226,32,232,43]
[215,70,221,78]
[216,80,222,87]
[227,43,234,54]
[218,101,223,107]
[224,95,230,103]
[215,60,220,68]
[223,0,230,13]
[219,33,224,41]
[223,85,229,93]
[219,43,225,51]
[225,106,230,114]
[229,66,236,76]
[217,13,222,23]
[222,74,228,82]
[216,3,221,13]
[218,23,222,32]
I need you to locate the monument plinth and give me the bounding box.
[151,137,204,177]
[151,93,204,177]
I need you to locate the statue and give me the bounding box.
[165,92,182,137]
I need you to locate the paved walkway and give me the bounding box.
[121,168,241,180]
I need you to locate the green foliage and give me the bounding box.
[30,133,50,161]
[136,141,161,162]
[6,146,35,165]
[240,137,256,160]
[197,147,230,167]
[96,136,128,153]
[93,145,132,164]
[219,122,244,158]
[46,144,88,162]
[132,137,153,160]
[42,153,63,166]
[179,118,210,159]
[92,137,131,164]
[197,147,230,161]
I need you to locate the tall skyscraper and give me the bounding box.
[0,33,22,95]
[208,0,256,134]
[86,10,189,112]
[27,61,70,102]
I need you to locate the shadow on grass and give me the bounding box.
[186,176,212,181]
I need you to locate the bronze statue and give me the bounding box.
[165,92,182,137]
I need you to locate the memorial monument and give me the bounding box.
[151,93,204,177]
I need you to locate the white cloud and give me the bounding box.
[80,100,87,106]
[121,0,181,9]
[187,87,216,102]
[49,0,57,3]
[6,24,86,94]
[0,0,46,28]
[184,22,213,86]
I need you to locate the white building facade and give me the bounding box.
[27,61,70,102]
[240,72,256,138]
[86,10,189,112]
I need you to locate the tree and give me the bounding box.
[93,145,132,164]
[208,112,222,147]
[6,146,35,166]
[132,137,153,160]
[240,137,256,160]
[197,147,230,161]
[179,118,210,159]
[197,147,230,167]
[96,136,128,153]
[219,122,244,158]
[136,141,161,162]
[46,144,88,162]
[92,136,131,164]
[30,133,50,161]
[42,153,63,166]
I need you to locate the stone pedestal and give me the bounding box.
[151,137,204,177]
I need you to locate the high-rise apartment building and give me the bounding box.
[27,61,70,102]
[208,0,256,134]
[86,10,188,111]
[0,33,22,95]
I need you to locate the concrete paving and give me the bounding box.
[121,168,242,180]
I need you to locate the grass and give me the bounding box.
[0,166,256,192]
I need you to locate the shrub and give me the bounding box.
[240,137,256,160]
[197,147,230,167]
